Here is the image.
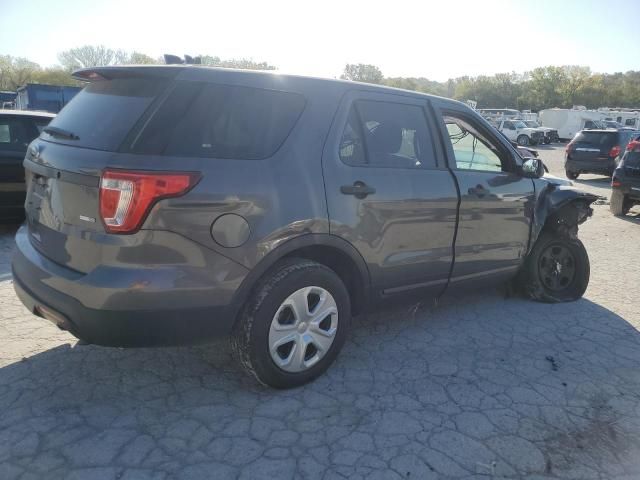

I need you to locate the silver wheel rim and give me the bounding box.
[268,286,338,373]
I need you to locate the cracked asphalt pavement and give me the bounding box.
[2,145,640,479]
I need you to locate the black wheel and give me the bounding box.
[517,135,530,146]
[517,231,589,303]
[610,190,630,216]
[231,258,351,388]
[566,170,579,180]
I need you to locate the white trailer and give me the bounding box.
[538,108,605,140]
[598,109,640,129]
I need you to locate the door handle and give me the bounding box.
[341,181,376,199]
[468,185,488,198]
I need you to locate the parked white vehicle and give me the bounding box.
[492,119,545,146]
[477,108,521,122]
[522,120,559,144]
[539,108,605,140]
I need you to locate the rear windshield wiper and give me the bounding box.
[43,126,80,140]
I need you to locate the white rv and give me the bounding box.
[538,108,605,140]
[598,109,640,129]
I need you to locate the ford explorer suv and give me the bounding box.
[565,129,640,179]
[12,66,597,388]
[0,109,55,222]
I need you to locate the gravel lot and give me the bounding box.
[1,145,640,479]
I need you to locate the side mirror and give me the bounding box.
[520,158,545,178]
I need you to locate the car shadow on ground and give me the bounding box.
[2,287,640,477]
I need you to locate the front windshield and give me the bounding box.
[514,121,527,129]
[526,121,540,127]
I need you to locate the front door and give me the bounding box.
[322,91,459,297]
[433,102,535,286]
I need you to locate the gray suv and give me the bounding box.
[12,66,597,388]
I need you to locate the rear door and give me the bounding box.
[322,90,459,297]
[0,115,34,219]
[571,131,617,162]
[432,101,535,285]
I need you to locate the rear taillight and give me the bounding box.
[612,177,621,187]
[627,140,640,152]
[99,170,200,234]
[565,142,575,154]
[609,145,621,158]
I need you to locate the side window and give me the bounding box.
[338,100,435,169]
[625,119,635,126]
[0,117,30,152]
[443,114,507,172]
[503,121,514,130]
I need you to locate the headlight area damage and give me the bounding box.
[530,183,599,249]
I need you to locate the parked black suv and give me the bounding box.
[565,129,640,179]
[611,137,640,215]
[0,110,55,222]
[12,66,597,388]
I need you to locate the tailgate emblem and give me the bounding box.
[79,215,96,223]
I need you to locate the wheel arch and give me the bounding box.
[529,183,599,254]
[229,234,372,324]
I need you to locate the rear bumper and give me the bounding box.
[565,157,615,175]
[12,225,248,347]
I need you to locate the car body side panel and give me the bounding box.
[142,75,346,270]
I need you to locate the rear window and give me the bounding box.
[131,81,306,160]
[574,131,617,146]
[42,78,167,151]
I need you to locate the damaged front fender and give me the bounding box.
[529,182,599,253]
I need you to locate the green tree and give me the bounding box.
[58,45,129,70]
[199,55,276,70]
[341,64,383,84]
[0,55,40,90]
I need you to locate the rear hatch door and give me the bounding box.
[24,71,175,272]
[570,131,616,161]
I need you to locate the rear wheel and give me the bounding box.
[231,258,350,388]
[517,135,530,146]
[565,170,579,180]
[610,190,630,216]
[517,231,589,303]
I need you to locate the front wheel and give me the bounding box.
[517,231,589,303]
[517,135,530,146]
[231,258,351,388]
[565,170,579,180]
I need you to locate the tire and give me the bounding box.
[517,135,530,146]
[565,170,579,180]
[610,190,630,216]
[517,231,589,303]
[231,258,351,389]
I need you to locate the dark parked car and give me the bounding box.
[12,66,597,388]
[611,138,640,216]
[0,110,55,222]
[565,129,640,179]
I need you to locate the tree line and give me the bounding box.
[1,45,639,111]
[0,45,276,91]
[341,64,640,110]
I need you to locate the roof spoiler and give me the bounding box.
[72,65,184,82]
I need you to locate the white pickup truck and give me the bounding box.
[492,119,545,146]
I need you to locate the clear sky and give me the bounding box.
[2,0,639,81]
